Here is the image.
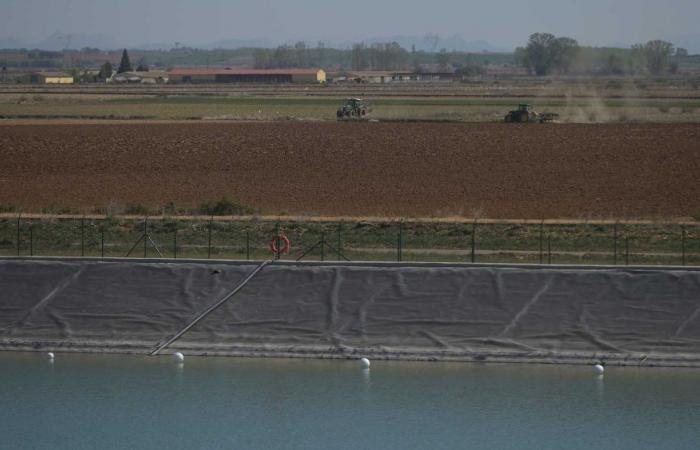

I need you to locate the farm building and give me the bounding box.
[110,70,169,84]
[30,71,74,84]
[340,71,416,83]
[415,64,459,81]
[168,68,326,84]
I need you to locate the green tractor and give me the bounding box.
[337,98,371,120]
[504,104,559,123]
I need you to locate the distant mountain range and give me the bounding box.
[0,32,509,52]
[1,32,698,54]
[0,32,118,51]
[358,35,508,53]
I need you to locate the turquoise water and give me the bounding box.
[1,353,700,450]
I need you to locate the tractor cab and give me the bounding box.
[504,103,559,123]
[337,98,371,120]
[505,104,538,123]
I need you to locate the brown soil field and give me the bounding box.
[0,121,699,219]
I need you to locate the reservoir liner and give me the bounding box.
[1,257,700,367]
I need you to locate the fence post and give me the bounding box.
[29,223,33,257]
[16,214,20,256]
[275,222,281,260]
[320,232,325,262]
[681,225,686,266]
[173,226,178,259]
[625,235,630,266]
[246,230,250,261]
[613,222,618,265]
[547,234,552,264]
[143,217,148,258]
[471,221,477,263]
[337,223,342,261]
[207,218,213,259]
[539,221,544,264]
[81,216,85,257]
[397,222,403,262]
[101,226,105,259]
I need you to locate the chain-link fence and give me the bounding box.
[0,216,698,266]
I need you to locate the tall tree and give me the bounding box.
[521,33,579,76]
[316,41,326,67]
[522,33,557,75]
[351,43,366,70]
[253,48,271,69]
[643,40,674,75]
[98,61,113,80]
[117,49,132,73]
[550,37,579,73]
[629,44,647,74]
[294,41,308,67]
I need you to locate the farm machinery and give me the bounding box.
[337,98,371,120]
[504,104,559,123]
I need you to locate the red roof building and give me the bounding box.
[168,68,326,83]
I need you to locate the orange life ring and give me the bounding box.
[268,234,291,255]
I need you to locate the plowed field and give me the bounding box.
[1,121,699,219]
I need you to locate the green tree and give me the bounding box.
[643,40,674,75]
[551,37,580,73]
[316,41,326,67]
[117,49,132,73]
[521,33,579,76]
[351,43,366,70]
[603,54,625,75]
[294,41,308,67]
[629,44,647,74]
[98,61,113,80]
[135,58,149,72]
[253,48,271,69]
[522,33,557,75]
[272,45,294,68]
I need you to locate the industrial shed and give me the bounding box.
[168,68,326,84]
[30,71,74,84]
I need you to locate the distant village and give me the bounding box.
[13,49,502,86]
[2,35,697,86]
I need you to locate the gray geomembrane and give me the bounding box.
[2,258,700,365]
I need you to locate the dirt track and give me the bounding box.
[1,121,698,219]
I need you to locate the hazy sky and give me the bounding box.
[2,0,698,49]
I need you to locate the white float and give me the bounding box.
[47,352,55,360]
[360,358,371,369]
[173,352,185,362]
[594,364,605,375]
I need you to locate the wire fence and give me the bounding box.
[0,215,698,266]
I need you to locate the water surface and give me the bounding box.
[1,353,699,449]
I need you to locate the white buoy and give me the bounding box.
[47,352,55,360]
[360,358,371,369]
[594,364,605,375]
[173,352,184,362]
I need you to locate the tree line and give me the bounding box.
[0,37,694,77]
[516,33,686,76]
[252,41,414,71]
